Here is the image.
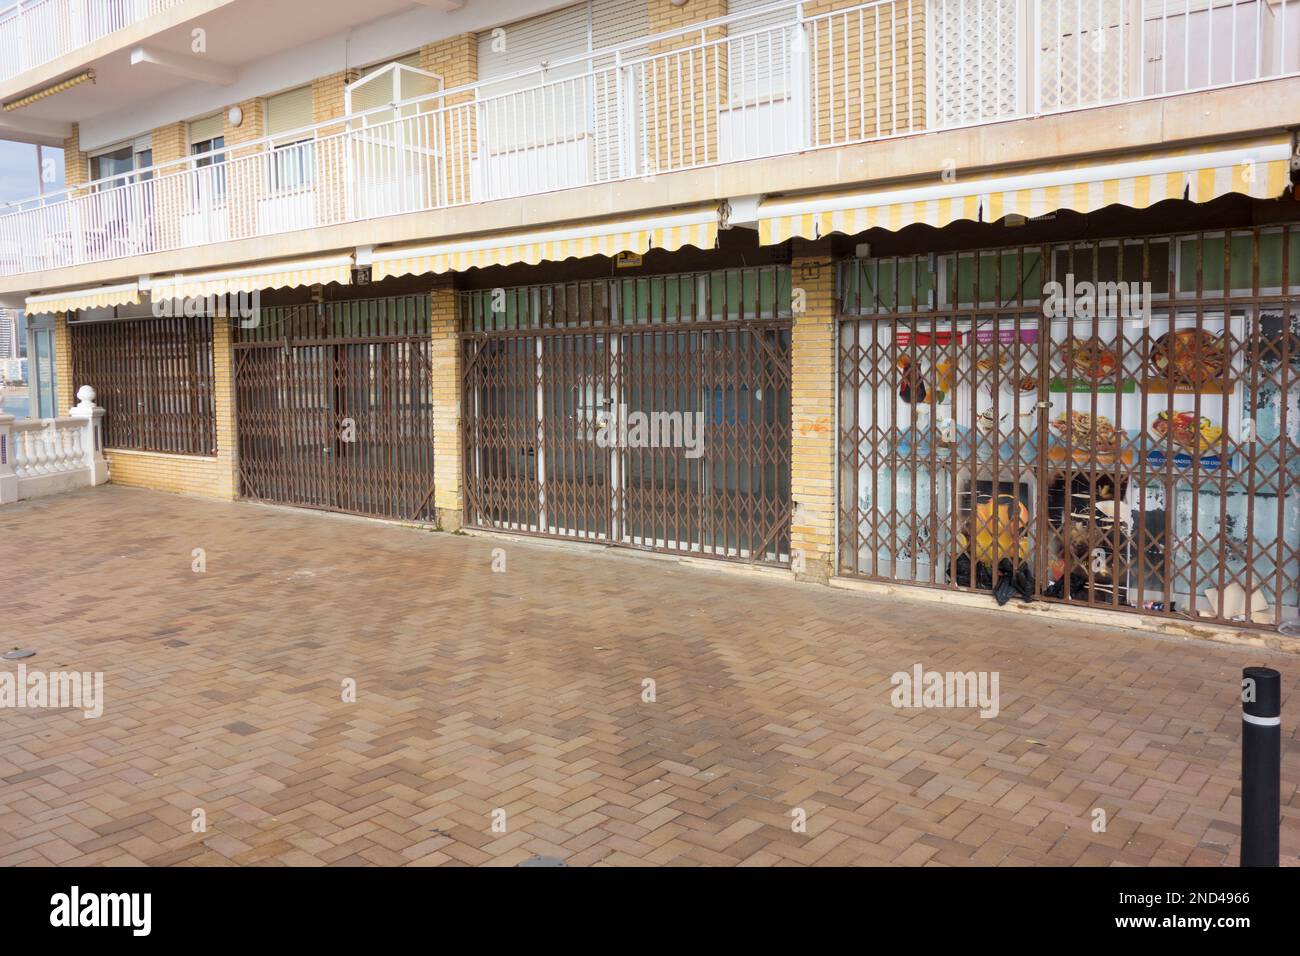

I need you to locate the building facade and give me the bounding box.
[0,0,1297,632]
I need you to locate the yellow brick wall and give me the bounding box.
[312,70,356,128]
[422,33,478,207]
[646,0,727,172]
[312,71,357,224]
[150,122,190,252]
[62,125,88,195]
[54,313,74,415]
[151,121,189,164]
[224,100,266,241]
[804,0,926,144]
[789,242,837,583]
[430,280,462,529]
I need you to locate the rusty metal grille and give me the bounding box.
[460,268,793,563]
[233,295,436,521]
[837,226,1300,630]
[69,314,216,455]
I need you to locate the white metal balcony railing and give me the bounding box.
[1,0,1297,280]
[0,0,183,84]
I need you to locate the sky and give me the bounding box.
[0,139,64,206]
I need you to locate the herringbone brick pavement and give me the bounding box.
[1,486,1296,866]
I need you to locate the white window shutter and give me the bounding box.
[266,86,314,141]
[189,113,224,145]
[477,3,589,83]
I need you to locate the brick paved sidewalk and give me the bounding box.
[1,486,1296,866]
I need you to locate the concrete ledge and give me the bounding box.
[105,448,218,462]
[829,575,1300,655]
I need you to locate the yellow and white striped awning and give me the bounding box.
[151,254,353,301]
[760,135,1294,243]
[25,281,141,315]
[372,207,719,281]
[759,187,981,244]
[982,136,1292,222]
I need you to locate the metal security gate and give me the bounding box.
[234,294,436,520]
[461,267,793,564]
[837,226,1300,629]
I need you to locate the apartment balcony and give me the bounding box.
[2,0,1298,280]
[0,0,186,86]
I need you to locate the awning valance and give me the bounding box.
[372,207,720,280]
[25,281,140,315]
[760,135,1294,243]
[151,254,353,300]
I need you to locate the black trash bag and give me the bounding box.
[951,553,998,592]
[993,558,1017,606]
[994,559,1036,605]
[951,553,972,587]
[1012,563,1035,603]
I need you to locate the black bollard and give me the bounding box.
[1240,666,1281,867]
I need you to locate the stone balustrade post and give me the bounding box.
[68,385,109,486]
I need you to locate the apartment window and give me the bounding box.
[265,85,315,192]
[474,0,649,179]
[726,0,797,102]
[189,113,227,201]
[89,138,153,188]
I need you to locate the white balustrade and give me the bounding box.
[0,385,108,504]
[2,0,1297,280]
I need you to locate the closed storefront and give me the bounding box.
[837,224,1300,628]
[234,293,436,521]
[460,266,793,564]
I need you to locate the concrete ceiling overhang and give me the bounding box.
[0,0,420,145]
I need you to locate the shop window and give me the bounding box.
[837,228,1300,627]
[69,315,216,455]
[1177,228,1300,297]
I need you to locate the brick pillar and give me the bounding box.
[422,33,478,206]
[151,121,189,253]
[645,0,727,173]
[224,98,265,240]
[790,241,837,583]
[430,280,462,529]
[212,314,238,499]
[313,70,356,225]
[54,312,74,416]
[62,125,88,194]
